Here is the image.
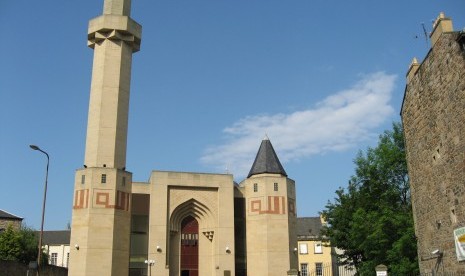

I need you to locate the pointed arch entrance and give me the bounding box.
[181,216,198,276]
[169,197,216,276]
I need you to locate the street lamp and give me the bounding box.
[29,145,49,275]
[145,259,155,276]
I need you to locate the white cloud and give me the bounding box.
[201,72,397,179]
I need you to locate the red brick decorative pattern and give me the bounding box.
[73,189,89,209]
[250,196,286,215]
[93,189,130,211]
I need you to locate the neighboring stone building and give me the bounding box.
[0,209,23,231]
[401,12,465,274]
[42,230,71,268]
[68,1,298,276]
[296,217,356,276]
[297,217,334,276]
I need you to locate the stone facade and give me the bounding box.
[401,13,465,274]
[133,171,236,276]
[0,219,21,231]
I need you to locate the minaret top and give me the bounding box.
[103,0,132,16]
[87,0,141,52]
[83,0,141,168]
[247,137,287,178]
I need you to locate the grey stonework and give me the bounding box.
[0,219,22,231]
[401,31,465,274]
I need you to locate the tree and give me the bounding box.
[0,224,44,265]
[0,224,23,261]
[321,122,418,275]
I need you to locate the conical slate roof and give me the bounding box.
[247,136,287,178]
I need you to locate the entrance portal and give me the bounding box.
[180,216,198,276]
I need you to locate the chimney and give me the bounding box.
[406,57,420,84]
[430,12,454,47]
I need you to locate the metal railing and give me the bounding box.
[302,263,332,276]
[300,263,356,276]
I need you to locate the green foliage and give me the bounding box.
[321,122,418,275]
[0,224,43,264]
[0,225,23,261]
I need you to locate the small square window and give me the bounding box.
[81,175,85,184]
[253,183,258,192]
[315,242,323,254]
[299,243,308,254]
[274,183,278,191]
[101,174,107,183]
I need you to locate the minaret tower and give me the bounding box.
[242,136,298,276]
[69,0,141,275]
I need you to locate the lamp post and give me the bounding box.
[145,259,155,276]
[29,145,49,276]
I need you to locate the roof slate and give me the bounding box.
[296,217,323,240]
[38,230,71,245]
[0,209,23,220]
[247,138,287,178]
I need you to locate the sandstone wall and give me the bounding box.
[402,32,465,273]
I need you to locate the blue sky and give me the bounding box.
[1,1,464,230]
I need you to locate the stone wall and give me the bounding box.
[0,219,21,231]
[401,31,465,273]
[0,260,68,276]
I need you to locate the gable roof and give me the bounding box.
[0,209,23,220]
[297,217,323,240]
[247,136,287,178]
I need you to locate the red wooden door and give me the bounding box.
[181,216,198,276]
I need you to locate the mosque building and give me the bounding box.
[68,1,298,275]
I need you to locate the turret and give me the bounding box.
[241,136,298,276]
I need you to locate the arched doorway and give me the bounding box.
[180,216,198,276]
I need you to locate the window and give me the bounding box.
[101,174,107,183]
[451,207,458,224]
[300,263,308,276]
[66,252,69,267]
[181,233,199,246]
[274,182,278,191]
[81,174,85,184]
[315,263,323,276]
[50,253,58,266]
[253,183,258,192]
[299,243,308,254]
[314,242,323,254]
[122,176,126,186]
